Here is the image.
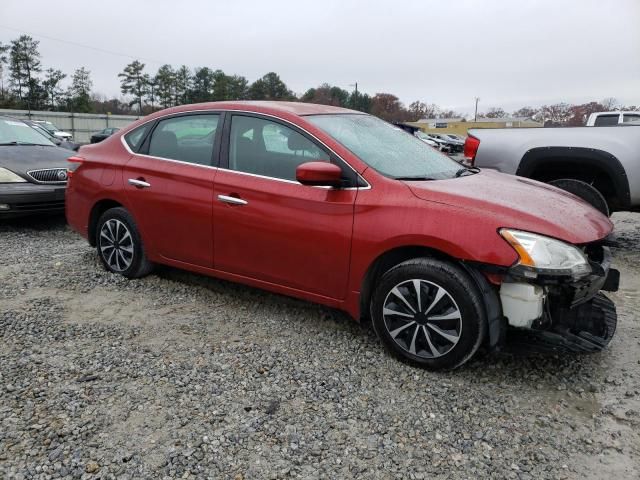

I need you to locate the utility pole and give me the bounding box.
[474,97,480,122]
[350,82,358,110]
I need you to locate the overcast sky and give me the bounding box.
[1,0,639,115]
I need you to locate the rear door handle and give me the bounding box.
[217,194,248,206]
[128,178,151,188]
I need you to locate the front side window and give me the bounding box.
[147,114,219,165]
[307,114,461,180]
[229,115,329,181]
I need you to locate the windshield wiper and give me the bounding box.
[394,175,437,181]
[454,166,480,177]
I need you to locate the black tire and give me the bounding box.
[96,207,153,278]
[370,258,487,370]
[549,178,610,216]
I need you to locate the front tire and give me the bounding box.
[96,207,153,278]
[371,258,486,370]
[549,178,610,216]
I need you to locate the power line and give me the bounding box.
[0,24,166,65]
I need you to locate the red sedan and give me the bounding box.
[66,101,619,370]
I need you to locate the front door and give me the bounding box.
[212,114,357,299]
[123,113,220,267]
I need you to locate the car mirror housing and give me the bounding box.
[296,161,343,187]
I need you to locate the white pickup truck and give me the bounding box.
[586,111,640,126]
[464,125,640,216]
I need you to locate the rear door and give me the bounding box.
[212,113,359,299]
[123,113,221,267]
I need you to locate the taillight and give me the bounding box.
[67,156,85,179]
[463,135,480,165]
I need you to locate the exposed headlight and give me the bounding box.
[0,167,27,183]
[500,229,591,279]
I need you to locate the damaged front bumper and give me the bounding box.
[499,245,620,353]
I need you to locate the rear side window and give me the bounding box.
[124,124,152,152]
[594,114,619,126]
[147,114,219,166]
[623,114,640,123]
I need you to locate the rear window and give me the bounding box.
[622,114,640,123]
[124,124,152,152]
[594,114,619,126]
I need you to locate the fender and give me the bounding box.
[516,146,631,210]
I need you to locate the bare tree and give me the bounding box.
[601,97,619,111]
[481,107,506,118]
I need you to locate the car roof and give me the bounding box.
[144,101,361,120]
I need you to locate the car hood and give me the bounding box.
[1,145,73,177]
[406,169,613,245]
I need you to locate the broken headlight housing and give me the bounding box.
[500,229,592,280]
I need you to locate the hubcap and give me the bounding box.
[382,279,462,359]
[99,219,134,272]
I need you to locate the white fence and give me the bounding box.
[0,109,142,143]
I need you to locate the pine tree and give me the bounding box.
[42,68,66,110]
[118,60,147,113]
[191,67,215,103]
[0,42,9,101]
[9,35,42,109]
[67,67,93,113]
[173,65,192,106]
[154,64,175,108]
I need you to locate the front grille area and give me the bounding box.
[12,200,65,211]
[27,168,68,184]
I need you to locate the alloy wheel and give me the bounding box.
[382,279,462,359]
[99,219,134,272]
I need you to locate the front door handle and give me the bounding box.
[217,194,248,206]
[128,178,151,188]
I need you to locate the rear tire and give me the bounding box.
[370,258,487,370]
[549,178,610,216]
[96,207,153,278]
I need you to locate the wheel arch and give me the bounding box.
[516,147,630,211]
[360,246,453,319]
[87,199,124,246]
[359,245,505,348]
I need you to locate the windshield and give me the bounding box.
[307,114,462,180]
[0,118,56,146]
[415,131,431,140]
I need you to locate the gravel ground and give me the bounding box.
[1,213,639,479]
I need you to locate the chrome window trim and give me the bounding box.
[119,108,371,190]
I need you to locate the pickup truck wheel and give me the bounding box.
[96,207,154,278]
[371,258,486,370]
[549,179,610,216]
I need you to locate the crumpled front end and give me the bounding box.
[499,242,619,353]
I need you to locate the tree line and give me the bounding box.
[0,35,636,125]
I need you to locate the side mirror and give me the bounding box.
[296,161,343,187]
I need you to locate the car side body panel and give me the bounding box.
[122,155,217,268]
